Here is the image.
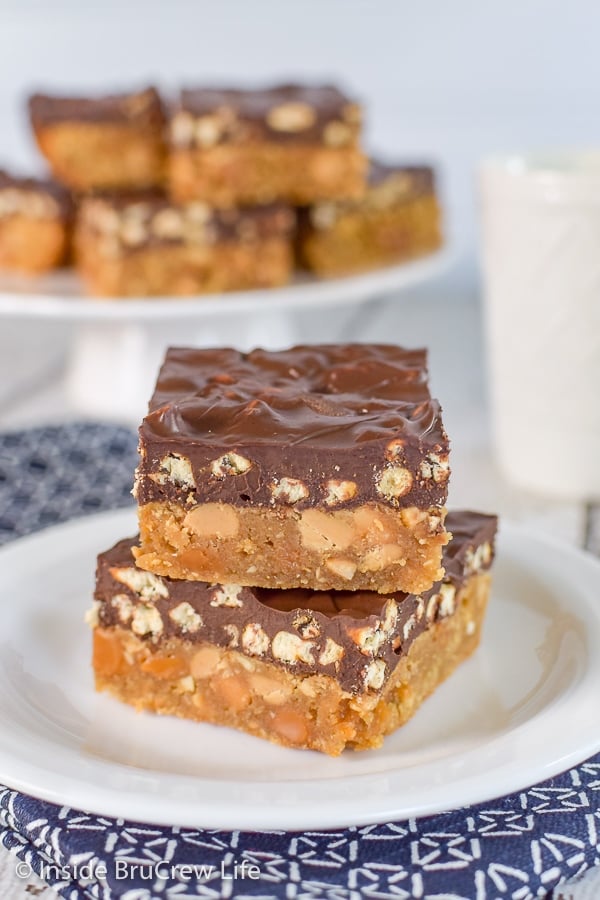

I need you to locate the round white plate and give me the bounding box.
[0,248,453,322]
[1,508,598,830]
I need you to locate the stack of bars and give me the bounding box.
[0,84,442,291]
[89,344,498,755]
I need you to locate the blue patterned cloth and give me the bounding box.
[0,423,598,900]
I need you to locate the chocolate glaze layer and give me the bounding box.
[29,87,164,129]
[174,84,360,145]
[94,510,497,694]
[0,170,72,217]
[136,345,450,511]
[368,161,435,194]
[77,193,295,252]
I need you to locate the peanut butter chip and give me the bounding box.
[184,503,239,538]
[271,477,309,504]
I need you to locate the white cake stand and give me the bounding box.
[0,248,454,421]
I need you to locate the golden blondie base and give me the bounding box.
[93,573,489,756]
[168,144,367,206]
[134,500,448,594]
[75,238,293,297]
[301,194,442,276]
[0,215,68,272]
[35,122,164,190]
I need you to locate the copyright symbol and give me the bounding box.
[16,861,32,878]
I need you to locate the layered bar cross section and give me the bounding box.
[29,87,166,191]
[74,193,295,296]
[134,344,450,594]
[299,162,442,276]
[91,511,497,756]
[168,84,367,206]
[0,170,71,272]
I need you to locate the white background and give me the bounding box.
[0,0,598,248]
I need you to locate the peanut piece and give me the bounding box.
[325,557,357,580]
[271,477,309,504]
[319,638,344,666]
[131,604,163,638]
[438,583,456,617]
[170,111,194,146]
[211,584,243,607]
[353,507,393,541]
[323,479,357,506]
[158,453,195,490]
[250,673,292,705]
[242,623,270,656]
[84,601,100,629]
[363,659,387,691]
[376,466,413,500]
[210,453,252,477]
[195,115,223,146]
[271,631,315,665]
[385,439,406,461]
[323,120,352,146]
[169,602,202,633]
[400,507,428,529]
[152,208,183,240]
[110,567,168,600]
[359,544,406,572]
[267,101,316,132]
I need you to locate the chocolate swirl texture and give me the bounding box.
[29,86,164,128]
[136,344,450,511]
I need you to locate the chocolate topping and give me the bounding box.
[95,510,498,694]
[181,84,350,119]
[77,192,294,252]
[368,161,435,194]
[172,83,360,146]
[29,87,164,129]
[136,345,450,511]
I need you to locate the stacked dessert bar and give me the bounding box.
[31,83,368,294]
[0,171,71,273]
[89,344,497,755]
[0,82,442,288]
[298,162,442,276]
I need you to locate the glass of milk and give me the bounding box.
[480,152,600,501]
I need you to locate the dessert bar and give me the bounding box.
[299,162,442,275]
[133,345,450,594]
[29,87,165,191]
[75,193,295,296]
[91,511,496,756]
[0,170,71,272]
[168,84,367,206]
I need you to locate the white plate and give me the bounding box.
[1,508,599,830]
[0,248,453,322]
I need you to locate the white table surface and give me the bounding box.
[0,265,597,898]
